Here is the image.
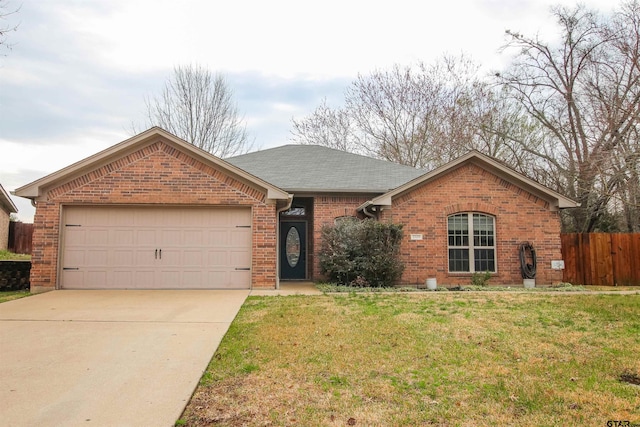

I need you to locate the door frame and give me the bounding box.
[279,220,308,280]
[277,197,313,284]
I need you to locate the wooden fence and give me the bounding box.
[8,222,33,255]
[561,233,640,286]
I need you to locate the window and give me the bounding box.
[282,206,306,216]
[448,213,496,273]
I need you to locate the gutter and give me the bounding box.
[362,205,377,219]
[357,200,378,219]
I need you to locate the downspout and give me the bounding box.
[362,203,377,219]
[275,194,294,289]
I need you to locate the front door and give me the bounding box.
[280,221,306,279]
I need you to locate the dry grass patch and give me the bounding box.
[180,293,640,426]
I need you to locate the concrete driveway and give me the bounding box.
[0,290,249,427]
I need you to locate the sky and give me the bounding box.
[0,0,618,222]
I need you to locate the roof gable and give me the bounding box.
[0,183,18,214]
[365,150,578,211]
[14,127,290,202]
[227,145,425,193]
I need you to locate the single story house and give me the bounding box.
[0,183,19,251]
[14,127,577,293]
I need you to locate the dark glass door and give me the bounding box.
[280,221,306,279]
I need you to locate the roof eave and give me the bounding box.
[369,151,579,210]
[282,188,388,194]
[0,185,18,213]
[14,127,290,202]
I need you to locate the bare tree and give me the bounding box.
[292,55,505,169]
[291,55,528,170]
[497,2,640,232]
[291,3,639,233]
[0,0,19,56]
[290,98,361,154]
[140,65,252,158]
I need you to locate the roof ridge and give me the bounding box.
[228,144,423,172]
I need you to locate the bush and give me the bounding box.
[319,219,404,287]
[470,271,491,287]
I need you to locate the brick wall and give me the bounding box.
[380,164,564,286]
[30,140,278,292]
[0,209,9,250]
[310,195,370,279]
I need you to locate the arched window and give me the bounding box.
[448,213,496,273]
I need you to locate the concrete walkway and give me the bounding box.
[0,290,249,427]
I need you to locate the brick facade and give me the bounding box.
[24,130,568,291]
[30,140,278,292]
[0,209,9,250]
[380,164,564,286]
[309,195,370,279]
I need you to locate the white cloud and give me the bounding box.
[0,0,623,223]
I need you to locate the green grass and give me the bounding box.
[0,290,31,303]
[180,293,640,426]
[0,250,31,261]
[316,282,594,293]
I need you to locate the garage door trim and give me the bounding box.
[58,205,253,290]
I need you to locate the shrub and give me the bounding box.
[470,270,492,287]
[319,219,404,287]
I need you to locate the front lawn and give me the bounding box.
[180,293,639,426]
[0,250,31,261]
[0,290,30,303]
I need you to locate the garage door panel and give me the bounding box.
[183,230,203,245]
[64,228,86,245]
[86,229,109,245]
[208,250,228,266]
[208,230,229,246]
[64,250,86,266]
[135,271,155,288]
[228,271,251,289]
[136,229,157,246]
[61,207,252,289]
[109,209,132,226]
[158,249,180,266]
[182,271,203,287]
[230,249,251,267]
[158,270,181,288]
[62,270,85,288]
[133,209,162,226]
[86,250,108,266]
[86,271,107,287]
[207,270,229,286]
[64,208,84,224]
[160,229,182,245]
[113,250,134,266]
[230,229,251,246]
[183,250,204,267]
[113,271,133,287]
[134,250,156,267]
[205,210,228,226]
[113,230,134,245]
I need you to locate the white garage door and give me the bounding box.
[60,206,252,289]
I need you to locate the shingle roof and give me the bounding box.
[226,145,425,193]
